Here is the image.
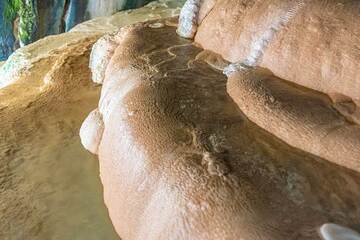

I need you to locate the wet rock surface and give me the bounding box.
[193,0,360,174]
[82,19,360,239]
[195,0,360,103]
[1,0,359,239]
[0,1,183,239]
[227,68,360,172]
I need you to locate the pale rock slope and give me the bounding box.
[0,1,183,239]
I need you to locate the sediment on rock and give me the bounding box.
[195,0,360,102]
[0,0,185,89]
[81,18,360,239]
[227,67,360,172]
[191,0,360,171]
[1,0,359,239]
[0,2,183,239]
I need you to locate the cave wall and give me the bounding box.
[0,1,16,61]
[0,0,154,61]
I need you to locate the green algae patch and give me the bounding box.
[4,0,37,46]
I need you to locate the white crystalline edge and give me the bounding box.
[79,109,104,154]
[80,67,147,160]
[320,223,360,240]
[244,0,305,67]
[224,0,306,76]
[97,69,148,170]
[89,34,118,84]
[223,62,253,76]
[177,0,202,39]
[98,68,140,124]
[0,51,31,88]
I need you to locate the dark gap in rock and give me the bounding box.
[60,0,71,33]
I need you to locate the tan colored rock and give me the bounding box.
[89,34,120,84]
[81,19,360,240]
[0,34,118,240]
[195,0,360,103]
[0,0,184,89]
[185,0,360,171]
[0,1,184,239]
[227,67,360,172]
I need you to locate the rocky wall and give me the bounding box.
[0,0,154,61]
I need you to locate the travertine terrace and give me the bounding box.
[1,0,359,239]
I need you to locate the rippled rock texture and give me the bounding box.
[78,0,360,239]
[193,0,360,172]
[0,0,185,88]
[1,0,359,239]
[0,1,183,239]
[80,16,360,239]
[0,0,156,61]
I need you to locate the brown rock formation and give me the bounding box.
[227,68,360,172]
[81,19,360,239]
[0,1,183,239]
[192,0,360,171]
[195,0,360,102]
